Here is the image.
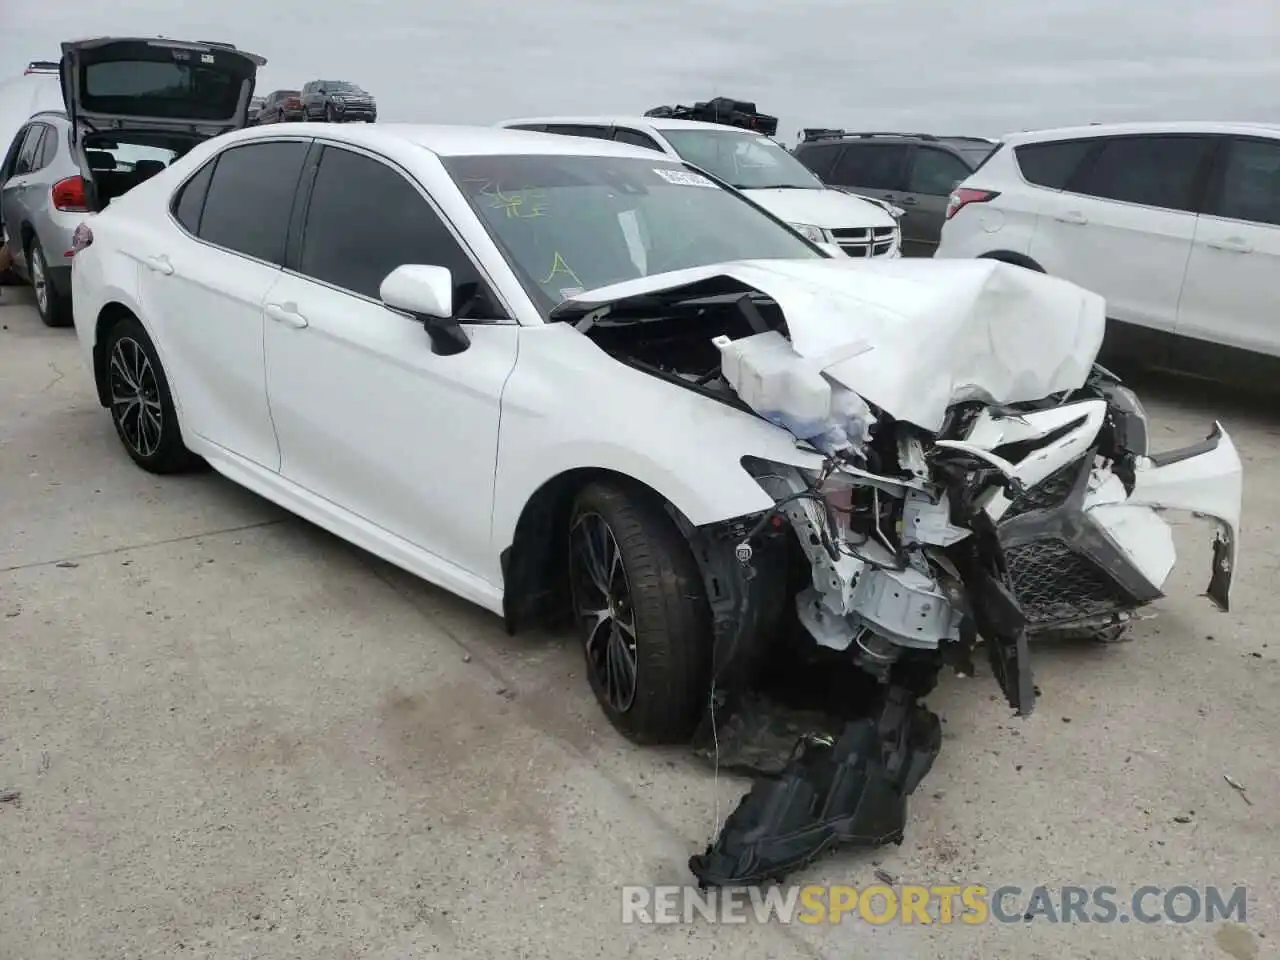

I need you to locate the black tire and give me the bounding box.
[568,481,711,744]
[325,103,338,123]
[101,316,202,474]
[29,237,72,327]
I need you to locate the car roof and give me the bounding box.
[499,115,762,135]
[1001,120,1280,144]
[229,122,677,159]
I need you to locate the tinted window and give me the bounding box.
[613,128,662,151]
[908,147,972,195]
[1208,138,1280,227]
[172,159,216,234]
[793,142,843,180]
[1015,139,1094,189]
[1076,136,1212,212]
[827,144,909,191]
[81,60,242,122]
[198,141,308,263]
[12,126,45,175]
[544,124,612,139]
[299,146,495,309]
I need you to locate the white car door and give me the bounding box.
[140,138,312,470]
[1176,135,1280,356]
[1028,134,1214,333]
[262,142,518,580]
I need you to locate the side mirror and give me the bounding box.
[380,264,470,356]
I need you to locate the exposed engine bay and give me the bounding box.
[554,259,1243,887]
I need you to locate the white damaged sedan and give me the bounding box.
[68,123,1243,745]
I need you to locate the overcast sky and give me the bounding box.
[6,0,1279,140]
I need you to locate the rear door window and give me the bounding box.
[1207,137,1280,227]
[828,143,909,191]
[11,125,46,175]
[37,125,61,168]
[1014,139,1094,189]
[907,146,972,195]
[297,145,501,313]
[1073,135,1214,212]
[196,140,308,263]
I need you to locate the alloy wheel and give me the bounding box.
[108,337,163,458]
[31,245,48,317]
[569,512,639,713]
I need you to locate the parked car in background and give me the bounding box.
[301,80,376,123]
[258,90,304,124]
[936,121,1280,377]
[497,115,901,258]
[247,95,266,124]
[792,131,997,257]
[1,36,264,324]
[0,60,65,284]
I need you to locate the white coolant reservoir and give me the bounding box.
[713,331,832,439]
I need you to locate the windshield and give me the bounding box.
[327,82,365,93]
[661,129,824,190]
[442,153,823,317]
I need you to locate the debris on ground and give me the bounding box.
[0,790,21,805]
[874,868,898,885]
[1224,774,1253,805]
[688,684,940,887]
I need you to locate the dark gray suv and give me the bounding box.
[793,131,997,256]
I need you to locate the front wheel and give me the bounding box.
[325,104,338,123]
[568,482,711,744]
[102,316,202,474]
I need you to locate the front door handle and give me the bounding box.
[898,195,918,206]
[145,254,173,275]
[1054,210,1088,225]
[1206,236,1253,254]
[265,302,309,328]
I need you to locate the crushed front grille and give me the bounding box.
[1003,457,1084,519]
[831,225,898,258]
[1004,538,1129,626]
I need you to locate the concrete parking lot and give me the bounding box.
[1,286,1275,959]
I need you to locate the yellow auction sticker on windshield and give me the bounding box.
[653,168,716,188]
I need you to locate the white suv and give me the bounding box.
[497,115,902,258]
[935,121,1280,366]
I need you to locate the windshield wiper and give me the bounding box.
[742,183,815,190]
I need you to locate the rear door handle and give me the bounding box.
[265,302,309,329]
[1206,236,1252,253]
[1054,210,1088,225]
[145,254,173,275]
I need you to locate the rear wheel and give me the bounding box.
[568,482,711,744]
[102,316,201,474]
[29,237,71,327]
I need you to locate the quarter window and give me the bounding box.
[613,128,662,152]
[1208,138,1280,227]
[171,159,216,234]
[543,124,612,140]
[297,146,500,314]
[197,141,308,264]
[793,142,843,180]
[1074,136,1213,213]
[1014,139,1094,189]
[12,125,46,175]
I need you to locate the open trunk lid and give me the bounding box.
[60,37,266,143]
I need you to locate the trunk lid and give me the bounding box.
[60,37,266,142]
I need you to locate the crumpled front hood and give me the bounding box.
[552,257,1106,433]
[740,187,896,229]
